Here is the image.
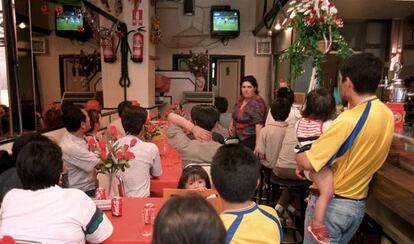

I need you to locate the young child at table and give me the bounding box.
[177,165,211,191]
[295,88,336,243]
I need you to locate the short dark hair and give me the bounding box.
[121,106,147,135]
[86,109,101,134]
[214,97,228,113]
[276,87,295,106]
[117,100,133,117]
[61,103,86,132]
[302,88,336,121]
[190,105,219,131]
[211,144,260,203]
[16,139,63,190]
[241,75,259,94]
[153,194,226,244]
[11,133,50,166]
[270,98,291,121]
[178,165,211,189]
[339,53,383,95]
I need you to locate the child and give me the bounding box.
[295,88,336,244]
[177,165,211,191]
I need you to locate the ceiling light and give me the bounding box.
[275,20,282,31]
[18,22,26,29]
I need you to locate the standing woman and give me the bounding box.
[229,75,267,150]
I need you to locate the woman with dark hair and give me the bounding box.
[0,139,113,243]
[153,194,226,244]
[229,75,267,150]
[86,109,102,139]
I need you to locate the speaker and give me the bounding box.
[183,0,194,16]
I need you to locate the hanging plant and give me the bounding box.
[280,0,352,83]
[185,50,209,77]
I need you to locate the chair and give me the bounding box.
[163,188,223,213]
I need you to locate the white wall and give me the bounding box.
[156,0,271,104]
[34,34,99,111]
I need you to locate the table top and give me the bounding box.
[150,147,182,197]
[104,197,165,244]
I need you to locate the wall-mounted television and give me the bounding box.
[55,5,92,41]
[210,8,240,39]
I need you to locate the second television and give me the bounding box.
[210,8,240,38]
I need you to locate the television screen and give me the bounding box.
[56,7,83,31]
[211,9,240,38]
[55,5,92,41]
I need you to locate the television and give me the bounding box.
[210,8,240,38]
[55,5,92,41]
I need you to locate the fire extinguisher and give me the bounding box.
[132,28,144,63]
[102,37,116,63]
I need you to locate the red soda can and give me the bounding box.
[111,197,122,217]
[143,203,155,224]
[95,188,106,200]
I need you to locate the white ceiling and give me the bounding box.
[334,0,414,19]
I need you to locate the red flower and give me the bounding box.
[149,112,157,120]
[124,144,129,151]
[40,4,49,14]
[77,26,85,33]
[126,151,135,160]
[116,151,124,159]
[130,138,137,147]
[109,126,118,138]
[100,151,108,160]
[335,18,343,27]
[87,137,97,146]
[147,124,157,133]
[55,4,63,15]
[98,140,106,150]
[319,16,325,23]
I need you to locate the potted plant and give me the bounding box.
[281,0,352,83]
[185,50,209,91]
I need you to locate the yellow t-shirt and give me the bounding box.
[220,202,282,244]
[306,97,394,199]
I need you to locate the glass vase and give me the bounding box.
[108,171,125,199]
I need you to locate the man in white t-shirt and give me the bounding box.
[0,138,113,244]
[60,103,101,196]
[117,106,162,197]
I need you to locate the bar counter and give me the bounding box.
[367,127,414,243]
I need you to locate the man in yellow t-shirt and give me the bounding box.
[296,53,394,244]
[211,144,283,244]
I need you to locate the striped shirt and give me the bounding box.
[295,118,332,153]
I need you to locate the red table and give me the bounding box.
[150,147,182,197]
[103,197,165,244]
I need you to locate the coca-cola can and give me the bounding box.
[95,188,106,200]
[143,203,155,224]
[111,197,122,217]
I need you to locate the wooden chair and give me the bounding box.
[163,188,223,213]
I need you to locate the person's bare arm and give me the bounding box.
[167,113,211,141]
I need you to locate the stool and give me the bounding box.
[270,174,310,232]
[253,166,273,204]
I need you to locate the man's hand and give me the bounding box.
[254,148,265,160]
[192,125,212,141]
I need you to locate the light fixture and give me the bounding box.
[18,22,26,29]
[274,20,282,31]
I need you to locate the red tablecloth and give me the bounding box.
[150,147,182,197]
[104,198,165,244]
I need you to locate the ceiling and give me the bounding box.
[334,0,414,19]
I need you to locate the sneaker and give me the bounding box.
[307,224,330,244]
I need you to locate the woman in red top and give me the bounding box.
[229,76,267,150]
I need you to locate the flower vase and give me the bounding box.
[108,171,125,199]
[195,76,206,91]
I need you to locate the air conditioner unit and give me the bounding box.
[183,91,214,103]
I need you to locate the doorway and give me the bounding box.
[210,55,245,112]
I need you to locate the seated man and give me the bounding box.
[167,104,222,167]
[117,106,162,197]
[211,144,283,243]
[60,103,101,196]
[108,100,133,138]
[0,138,113,243]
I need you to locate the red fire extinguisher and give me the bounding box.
[132,30,144,63]
[102,37,116,63]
